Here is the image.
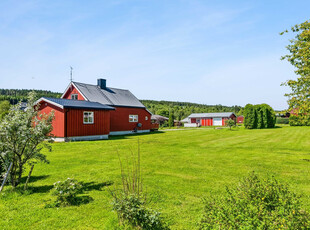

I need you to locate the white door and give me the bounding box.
[213,117,222,126]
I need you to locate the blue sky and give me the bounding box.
[0,0,309,110]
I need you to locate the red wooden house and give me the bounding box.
[37,79,152,141]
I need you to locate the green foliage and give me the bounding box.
[111,141,169,229]
[281,20,310,126]
[199,172,310,229]
[225,119,235,130]
[52,178,83,206]
[289,114,310,126]
[244,104,275,129]
[0,92,54,187]
[112,193,169,230]
[168,112,174,127]
[141,100,242,121]
[243,104,257,129]
[0,100,10,120]
[276,117,289,124]
[0,89,61,104]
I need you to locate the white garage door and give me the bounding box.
[213,117,222,126]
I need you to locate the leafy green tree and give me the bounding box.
[225,119,235,130]
[0,92,54,188]
[280,20,310,126]
[168,112,174,127]
[0,100,10,120]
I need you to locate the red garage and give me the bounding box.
[185,112,236,127]
[37,79,152,141]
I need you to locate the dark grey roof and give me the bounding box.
[72,82,146,108]
[40,97,115,110]
[188,112,235,118]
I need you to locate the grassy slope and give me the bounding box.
[1,126,310,229]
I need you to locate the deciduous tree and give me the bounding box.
[0,92,54,188]
[281,20,310,126]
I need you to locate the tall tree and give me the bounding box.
[0,92,54,188]
[281,20,310,126]
[0,100,10,120]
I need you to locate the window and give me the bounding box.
[145,116,148,120]
[129,115,138,122]
[71,94,78,100]
[83,112,94,124]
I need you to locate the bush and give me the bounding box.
[289,114,310,126]
[276,117,289,124]
[244,104,257,129]
[244,104,276,129]
[111,141,169,229]
[199,172,310,229]
[112,193,168,230]
[52,178,83,206]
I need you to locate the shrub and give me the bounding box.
[199,172,310,229]
[244,104,257,129]
[111,141,169,229]
[244,104,276,129]
[52,178,83,206]
[112,193,168,230]
[276,117,289,124]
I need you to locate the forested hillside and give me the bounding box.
[0,89,242,120]
[0,89,62,104]
[141,100,242,120]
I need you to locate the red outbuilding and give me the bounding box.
[184,112,236,127]
[37,79,152,141]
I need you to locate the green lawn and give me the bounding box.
[1,126,310,229]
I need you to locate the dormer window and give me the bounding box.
[71,94,78,100]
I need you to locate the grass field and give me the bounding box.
[1,126,310,229]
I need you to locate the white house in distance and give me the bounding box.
[184,112,236,127]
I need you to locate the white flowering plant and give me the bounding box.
[52,178,83,205]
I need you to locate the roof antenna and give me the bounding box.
[70,66,73,82]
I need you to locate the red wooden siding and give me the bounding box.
[66,109,110,137]
[110,107,151,132]
[237,116,244,123]
[62,85,84,100]
[38,101,65,137]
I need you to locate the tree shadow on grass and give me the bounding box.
[82,181,114,191]
[20,175,50,184]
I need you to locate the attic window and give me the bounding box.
[83,111,94,124]
[71,94,78,100]
[129,115,138,122]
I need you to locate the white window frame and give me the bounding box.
[71,94,78,100]
[129,115,138,122]
[83,111,94,124]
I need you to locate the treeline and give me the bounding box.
[0,89,62,104]
[243,104,276,129]
[141,100,243,120]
